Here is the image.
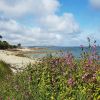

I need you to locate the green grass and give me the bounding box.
[0,60,12,80]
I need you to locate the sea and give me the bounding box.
[26,46,100,59]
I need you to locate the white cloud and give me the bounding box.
[0,18,21,32]
[0,0,60,17]
[39,13,80,34]
[90,0,100,9]
[0,18,63,45]
[0,0,80,46]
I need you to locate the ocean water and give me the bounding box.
[27,46,100,59]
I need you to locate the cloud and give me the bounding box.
[39,13,80,34]
[0,0,60,17]
[89,0,100,9]
[0,0,80,46]
[0,17,22,32]
[0,18,63,45]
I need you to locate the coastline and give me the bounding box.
[0,49,37,73]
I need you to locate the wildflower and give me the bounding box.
[64,52,74,67]
[80,45,84,51]
[92,45,96,49]
[92,45,96,56]
[82,73,90,82]
[91,73,97,82]
[82,73,88,79]
[88,56,93,65]
[80,45,84,48]
[82,73,96,83]
[67,78,75,86]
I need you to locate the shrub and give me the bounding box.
[0,40,17,50]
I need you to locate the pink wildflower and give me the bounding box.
[67,78,75,86]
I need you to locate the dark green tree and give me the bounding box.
[17,43,21,48]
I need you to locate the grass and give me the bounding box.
[0,61,12,80]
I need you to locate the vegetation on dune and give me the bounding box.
[0,34,21,49]
[0,38,100,100]
[0,61,12,80]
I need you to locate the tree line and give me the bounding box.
[0,35,21,49]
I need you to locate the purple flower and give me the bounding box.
[64,52,74,66]
[67,78,75,86]
[80,45,84,48]
[80,45,84,51]
[92,45,96,53]
[88,57,93,65]
[92,45,96,49]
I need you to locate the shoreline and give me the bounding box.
[0,49,37,73]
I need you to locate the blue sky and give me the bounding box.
[60,0,100,31]
[0,0,100,46]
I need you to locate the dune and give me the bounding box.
[0,50,37,73]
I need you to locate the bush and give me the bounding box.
[0,40,17,50]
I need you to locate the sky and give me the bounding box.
[0,0,100,46]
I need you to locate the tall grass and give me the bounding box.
[0,60,12,80]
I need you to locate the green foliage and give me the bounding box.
[0,40,17,49]
[17,43,21,48]
[0,35,18,49]
[0,40,10,49]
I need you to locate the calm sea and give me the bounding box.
[26,46,100,58]
[26,46,100,59]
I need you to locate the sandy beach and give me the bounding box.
[0,49,37,73]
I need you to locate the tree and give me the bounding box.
[0,41,10,49]
[17,43,21,48]
[0,34,20,49]
[2,41,9,49]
